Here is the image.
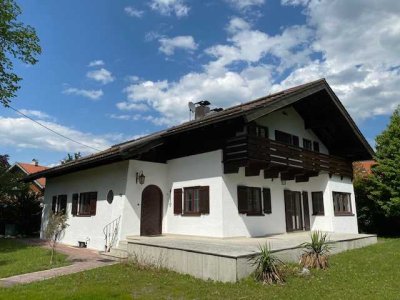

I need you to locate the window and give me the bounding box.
[237,186,262,215]
[72,192,97,216]
[174,186,209,215]
[333,192,353,215]
[303,138,312,151]
[313,141,320,152]
[51,195,67,214]
[311,192,324,215]
[275,130,299,147]
[106,190,114,204]
[248,124,269,138]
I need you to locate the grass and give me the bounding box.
[0,238,399,299]
[0,239,69,278]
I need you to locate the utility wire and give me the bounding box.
[7,105,103,152]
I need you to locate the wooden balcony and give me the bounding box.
[223,135,353,181]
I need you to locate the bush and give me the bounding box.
[250,243,285,285]
[299,231,331,269]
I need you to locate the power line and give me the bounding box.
[7,105,103,152]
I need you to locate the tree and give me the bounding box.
[0,0,41,107]
[61,152,81,164]
[0,154,26,200]
[371,106,400,218]
[44,212,68,264]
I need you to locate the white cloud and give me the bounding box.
[158,36,198,55]
[116,102,150,111]
[86,68,115,84]
[225,0,265,10]
[18,109,52,120]
[119,1,400,127]
[0,117,121,154]
[124,6,144,18]
[88,60,105,67]
[63,87,103,100]
[149,0,189,17]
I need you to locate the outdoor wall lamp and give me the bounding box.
[136,170,145,185]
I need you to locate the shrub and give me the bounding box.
[299,231,331,269]
[250,243,285,285]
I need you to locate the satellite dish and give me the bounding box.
[188,101,195,112]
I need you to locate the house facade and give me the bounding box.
[9,160,48,195]
[27,79,373,251]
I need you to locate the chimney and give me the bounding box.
[194,100,211,120]
[32,159,38,166]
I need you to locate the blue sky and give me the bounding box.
[1,0,399,166]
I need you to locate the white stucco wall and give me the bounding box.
[255,106,329,154]
[41,161,129,250]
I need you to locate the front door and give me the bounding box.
[284,190,303,232]
[140,185,163,236]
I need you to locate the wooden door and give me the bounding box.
[284,190,303,232]
[302,191,310,230]
[140,185,163,236]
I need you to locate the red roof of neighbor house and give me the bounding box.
[354,160,377,175]
[17,163,49,187]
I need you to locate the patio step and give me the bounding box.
[100,247,129,262]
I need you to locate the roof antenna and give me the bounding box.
[188,101,195,121]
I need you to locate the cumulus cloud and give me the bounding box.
[117,1,400,126]
[116,101,150,111]
[86,68,115,84]
[88,60,105,67]
[124,6,144,18]
[18,109,53,120]
[63,87,103,100]
[158,36,198,55]
[225,0,265,11]
[0,117,122,154]
[149,0,189,17]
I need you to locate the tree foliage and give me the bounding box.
[0,0,41,106]
[371,106,400,217]
[44,212,68,264]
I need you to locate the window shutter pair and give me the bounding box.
[72,193,79,216]
[263,188,272,214]
[174,187,209,214]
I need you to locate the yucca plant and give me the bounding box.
[250,243,285,285]
[299,231,332,269]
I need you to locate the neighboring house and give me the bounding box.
[353,160,377,178]
[9,160,48,195]
[26,79,373,251]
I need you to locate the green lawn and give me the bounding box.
[0,239,68,278]
[0,238,399,299]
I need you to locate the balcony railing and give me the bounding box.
[223,135,353,178]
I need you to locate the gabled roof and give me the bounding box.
[25,78,374,181]
[12,162,48,188]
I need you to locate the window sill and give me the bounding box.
[182,212,201,216]
[334,213,354,217]
[73,214,92,217]
[245,213,265,216]
[312,213,325,216]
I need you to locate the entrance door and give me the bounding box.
[140,185,163,236]
[284,190,303,232]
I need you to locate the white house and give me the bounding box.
[27,79,373,251]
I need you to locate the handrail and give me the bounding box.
[103,216,121,252]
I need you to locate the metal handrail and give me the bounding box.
[103,216,121,252]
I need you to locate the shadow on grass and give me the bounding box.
[0,239,31,253]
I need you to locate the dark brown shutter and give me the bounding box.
[199,186,210,214]
[59,195,67,214]
[89,192,97,216]
[237,186,248,214]
[173,189,182,214]
[51,196,57,213]
[72,193,79,216]
[313,141,320,152]
[263,188,272,214]
[292,135,299,147]
[302,191,310,230]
